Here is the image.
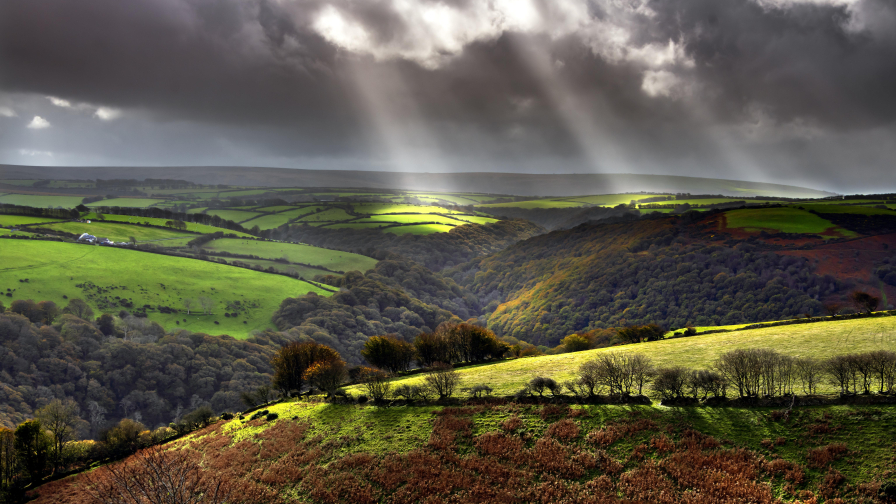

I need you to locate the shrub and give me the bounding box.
[462,384,493,398]
[423,363,461,399]
[653,367,692,400]
[358,367,392,402]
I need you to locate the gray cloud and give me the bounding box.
[0,0,895,192]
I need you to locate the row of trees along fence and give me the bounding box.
[361,323,509,373]
[551,348,896,402]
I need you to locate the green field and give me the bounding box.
[799,204,896,215]
[452,215,500,225]
[384,224,458,235]
[85,198,166,208]
[221,258,338,279]
[0,194,86,208]
[723,207,851,235]
[38,221,195,243]
[203,209,263,223]
[199,238,378,273]
[0,241,331,336]
[239,213,294,230]
[294,208,355,223]
[477,199,587,209]
[0,215,65,226]
[353,203,464,215]
[349,316,896,397]
[325,222,390,230]
[363,214,466,225]
[82,213,252,237]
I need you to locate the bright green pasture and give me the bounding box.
[204,209,262,223]
[563,193,670,206]
[363,214,465,225]
[86,198,166,208]
[294,208,354,222]
[82,213,252,237]
[0,194,85,208]
[199,238,378,273]
[476,199,586,209]
[39,221,195,243]
[325,223,390,230]
[452,215,500,225]
[640,198,786,207]
[240,214,293,230]
[348,316,896,396]
[384,224,457,235]
[255,206,296,213]
[0,241,331,336]
[221,258,335,280]
[353,203,463,215]
[0,215,64,226]
[187,207,208,214]
[724,207,851,235]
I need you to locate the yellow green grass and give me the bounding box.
[362,214,467,225]
[38,221,195,243]
[204,209,263,223]
[799,204,896,215]
[0,215,65,226]
[477,199,588,209]
[85,198,166,208]
[0,194,85,208]
[384,224,458,235]
[294,208,355,223]
[348,316,896,396]
[200,238,378,273]
[82,213,252,237]
[354,203,464,215]
[724,207,853,236]
[0,240,331,336]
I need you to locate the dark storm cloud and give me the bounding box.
[0,0,895,190]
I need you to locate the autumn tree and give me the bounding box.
[271,342,342,396]
[361,334,415,373]
[850,290,880,314]
[303,358,348,395]
[14,420,50,483]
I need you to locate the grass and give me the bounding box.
[294,208,355,223]
[477,199,588,209]
[723,207,852,236]
[363,214,467,225]
[452,215,500,225]
[85,198,166,208]
[38,221,194,243]
[82,213,253,237]
[384,224,458,235]
[239,214,295,230]
[220,258,336,279]
[0,194,86,208]
[353,203,464,215]
[0,241,331,337]
[0,215,65,226]
[203,209,263,223]
[200,238,378,273]
[348,316,896,396]
[799,204,896,215]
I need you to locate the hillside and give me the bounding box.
[0,165,835,198]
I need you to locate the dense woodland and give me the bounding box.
[0,311,284,429]
[448,217,844,346]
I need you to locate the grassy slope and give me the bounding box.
[0,215,64,226]
[348,316,896,396]
[385,224,458,235]
[201,238,378,273]
[85,198,166,208]
[0,240,331,337]
[38,221,194,243]
[204,209,262,223]
[82,213,253,237]
[724,207,851,235]
[0,194,85,208]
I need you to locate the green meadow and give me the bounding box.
[0,240,331,336]
[85,198,166,208]
[82,213,253,237]
[0,194,85,208]
[348,316,896,397]
[203,209,263,223]
[385,224,458,235]
[0,215,65,226]
[38,221,194,243]
[723,207,852,235]
[199,238,378,273]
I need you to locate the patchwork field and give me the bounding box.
[199,238,378,273]
[0,194,86,208]
[0,240,331,336]
[82,213,253,237]
[203,209,263,223]
[0,214,64,226]
[37,221,195,243]
[86,198,166,208]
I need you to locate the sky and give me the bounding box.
[1,0,895,192]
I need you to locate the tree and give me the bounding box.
[14,420,50,483]
[562,333,591,353]
[129,236,137,245]
[358,367,392,402]
[271,342,342,396]
[361,334,416,373]
[198,296,215,315]
[423,363,461,399]
[62,298,94,320]
[97,313,116,336]
[795,357,823,395]
[35,399,81,468]
[653,367,692,401]
[851,290,880,314]
[823,303,842,316]
[616,324,665,344]
[37,301,59,324]
[303,358,348,395]
[83,445,231,504]
[182,298,194,315]
[0,428,15,493]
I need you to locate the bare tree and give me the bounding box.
[87,401,107,437]
[35,399,81,468]
[824,354,855,394]
[83,445,231,504]
[182,298,194,315]
[423,362,461,399]
[198,296,215,315]
[868,350,896,393]
[358,367,392,402]
[795,357,823,395]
